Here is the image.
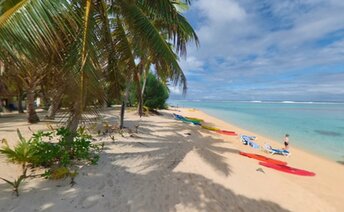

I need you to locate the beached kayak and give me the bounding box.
[185,116,204,122]
[217,130,238,136]
[173,114,201,125]
[201,125,220,131]
[259,162,316,176]
[239,152,287,165]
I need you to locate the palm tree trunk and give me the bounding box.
[26,88,40,123]
[66,104,82,144]
[120,77,132,129]
[17,88,24,113]
[119,101,125,129]
[137,62,149,116]
[46,102,57,120]
[40,83,50,110]
[135,72,143,117]
[46,89,64,120]
[140,69,148,107]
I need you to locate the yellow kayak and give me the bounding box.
[201,125,220,131]
[185,116,204,122]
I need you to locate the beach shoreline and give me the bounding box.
[178,106,340,164]
[168,100,344,162]
[170,107,344,209]
[0,108,343,211]
[173,107,341,165]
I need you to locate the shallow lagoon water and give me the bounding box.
[169,100,344,161]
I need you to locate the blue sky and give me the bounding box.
[170,0,344,101]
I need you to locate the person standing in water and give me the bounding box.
[284,134,289,149]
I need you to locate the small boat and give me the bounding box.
[173,114,201,125]
[216,130,237,136]
[185,116,204,122]
[239,152,287,165]
[259,162,315,176]
[201,125,220,131]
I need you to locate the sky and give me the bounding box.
[170,0,344,102]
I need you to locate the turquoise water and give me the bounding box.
[169,100,344,161]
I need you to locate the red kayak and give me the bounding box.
[239,152,287,165]
[259,162,316,176]
[216,130,237,136]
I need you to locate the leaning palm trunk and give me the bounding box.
[46,89,64,120]
[40,84,51,110]
[119,101,126,129]
[26,88,40,123]
[66,104,82,144]
[137,61,150,116]
[137,90,143,116]
[135,72,143,117]
[120,76,133,129]
[17,88,24,113]
[46,101,58,120]
[140,69,148,110]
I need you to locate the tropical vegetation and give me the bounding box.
[129,72,170,110]
[0,0,198,196]
[0,127,102,196]
[0,0,198,129]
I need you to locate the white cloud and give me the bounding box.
[169,86,182,95]
[196,0,246,23]
[176,0,344,101]
[179,56,204,75]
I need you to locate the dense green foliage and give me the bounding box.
[0,0,198,197]
[144,73,169,109]
[0,127,101,168]
[0,131,35,168]
[128,73,170,110]
[29,127,101,167]
[0,127,102,195]
[0,0,198,125]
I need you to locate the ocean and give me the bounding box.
[169,100,344,162]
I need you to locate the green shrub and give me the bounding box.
[143,73,169,110]
[0,130,35,171]
[30,127,101,167]
[0,127,102,195]
[1,127,102,172]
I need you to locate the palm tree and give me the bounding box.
[0,0,198,137]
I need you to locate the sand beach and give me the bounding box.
[2,1,344,212]
[0,108,343,212]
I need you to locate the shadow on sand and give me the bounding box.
[337,156,344,166]
[0,110,290,212]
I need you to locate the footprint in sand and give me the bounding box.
[107,179,114,187]
[78,195,100,209]
[112,187,122,196]
[98,181,106,190]
[103,201,111,209]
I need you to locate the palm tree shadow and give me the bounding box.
[91,153,290,212]
[115,117,238,176]
[0,111,290,211]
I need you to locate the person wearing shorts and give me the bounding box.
[284,134,289,149]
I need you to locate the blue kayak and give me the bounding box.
[173,114,201,125]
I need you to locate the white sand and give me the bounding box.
[0,108,343,212]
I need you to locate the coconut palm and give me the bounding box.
[0,0,198,137]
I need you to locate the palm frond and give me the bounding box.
[119,0,186,91]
